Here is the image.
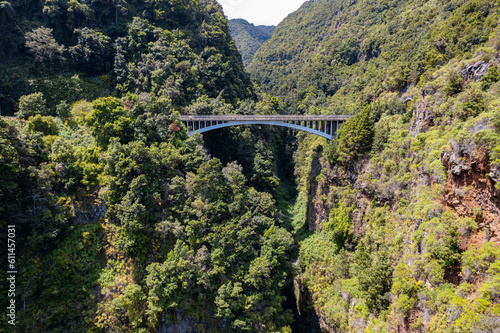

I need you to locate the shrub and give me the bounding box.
[352,245,393,313]
[27,115,59,136]
[71,100,92,124]
[462,242,500,281]
[481,66,500,91]
[56,100,71,119]
[492,108,500,131]
[336,106,374,164]
[443,70,463,96]
[456,89,486,120]
[87,97,134,147]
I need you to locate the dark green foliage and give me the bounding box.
[113,15,253,105]
[87,97,134,147]
[0,0,254,115]
[493,109,500,131]
[430,227,463,270]
[457,89,486,120]
[335,107,374,164]
[55,100,71,118]
[228,19,275,67]
[19,224,103,331]
[0,118,37,221]
[352,244,393,313]
[25,27,66,63]
[249,0,500,109]
[251,140,279,193]
[4,0,500,331]
[69,27,112,73]
[324,202,353,248]
[2,90,295,331]
[145,153,293,330]
[443,70,464,96]
[372,120,390,153]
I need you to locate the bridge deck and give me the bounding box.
[179,114,354,140]
[180,115,353,121]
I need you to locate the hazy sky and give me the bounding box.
[216,0,307,26]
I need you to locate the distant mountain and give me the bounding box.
[229,19,275,67]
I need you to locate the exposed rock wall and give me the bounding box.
[441,142,500,247]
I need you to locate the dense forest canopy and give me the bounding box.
[250,0,500,113]
[0,0,254,115]
[0,0,298,331]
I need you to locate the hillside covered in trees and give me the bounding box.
[250,0,500,112]
[250,0,500,331]
[228,19,275,67]
[0,0,254,115]
[0,0,295,331]
[1,0,500,331]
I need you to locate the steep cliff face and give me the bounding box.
[293,51,500,331]
[442,143,500,246]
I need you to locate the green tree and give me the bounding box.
[481,66,500,91]
[55,100,71,119]
[24,27,65,63]
[16,93,47,118]
[336,106,374,164]
[251,140,279,192]
[69,27,111,73]
[352,244,393,313]
[325,202,353,247]
[87,97,134,147]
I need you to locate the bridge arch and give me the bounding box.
[180,115,353,141]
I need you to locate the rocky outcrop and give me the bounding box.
[75,197,107,224]
[489,165,500,183]
[410,96,432,137]
[441,141,500,246]
[462,60,491,82]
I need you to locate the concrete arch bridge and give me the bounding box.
[179,115,353,140]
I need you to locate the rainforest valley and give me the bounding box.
[1,0,500,332]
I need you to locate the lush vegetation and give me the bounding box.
[0,0,253,115]
[0,0,297,332]
[250,0,500,112]
[2,0,500,331]
[229,19,275,68]
[265,0,500,331]
[0,96,299,331]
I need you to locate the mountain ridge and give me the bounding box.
[228,18,275,67]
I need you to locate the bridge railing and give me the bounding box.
[179,115,353,121]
